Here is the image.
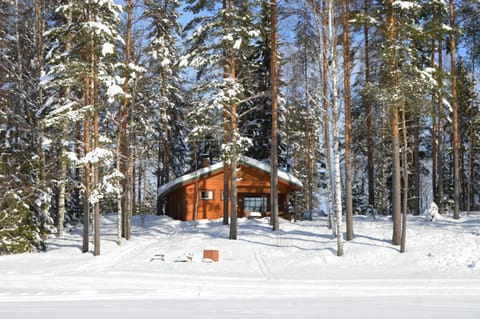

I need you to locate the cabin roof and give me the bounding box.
[157,156,303,198]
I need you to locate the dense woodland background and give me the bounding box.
[0,0,479,255]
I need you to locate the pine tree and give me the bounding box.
[0,0,54,253]
[183,0,261,238]
[143,0,187,218]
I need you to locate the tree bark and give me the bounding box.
[120,0,133,237]
[320,0,335,234]
[222,0,230,226]
[82,69,91,253]
[343,0,353,241]
[303,6,312,221]
[329,0,343,256]
[413,114,420,215]
[82,3,92,253]
[92,7,101,256]
[400,96,408,253]
[228,0,238,239]
[467,123,474,215]
[270,0,279,231]
[387,0,401,245]
[437,40,444,215]
[364,0,375,209]
[449,0,461,219]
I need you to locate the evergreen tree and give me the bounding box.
[0,0,55,253]
[143,0,188,216]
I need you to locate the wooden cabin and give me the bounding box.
[157,156,303,221]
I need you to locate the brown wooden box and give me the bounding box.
[203,249,219,262]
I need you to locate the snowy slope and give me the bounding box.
[1,213,479,318]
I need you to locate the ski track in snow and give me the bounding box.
[253,249,277,281]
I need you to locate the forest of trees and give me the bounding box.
[0,0,479,256]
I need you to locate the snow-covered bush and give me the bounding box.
[424,202,442,221]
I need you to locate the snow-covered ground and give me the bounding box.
[1,212,480,318]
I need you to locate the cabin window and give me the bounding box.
[243,196,267,213]
[200,190,214,200]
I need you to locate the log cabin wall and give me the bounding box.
[163,160,301,221]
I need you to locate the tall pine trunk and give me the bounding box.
[222,0,230,226]
[449,0,461,220]
[343,0,353,241]
[92,8,100,255]
[57,1,73,237]
[387,0,402,245]
[400,96,408,253]
[364,0,375,209]
[437,40,444,215]
[228,0,238,240]
[270,0,279,231]
[120,0,133,238]
[303,22,312,221]
[82,4,92,253]
[82,68,91,253]
[413,114,420,215]
[431,39,438,205]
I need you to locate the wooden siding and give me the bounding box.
[164,163,301,221]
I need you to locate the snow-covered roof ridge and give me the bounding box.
[157,161,224,198]
[157,156,303,198]
[238,156,303,189]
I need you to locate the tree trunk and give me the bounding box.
[82,3,92,253]
[329,0,343,256]
[56,1,70,238]
[449,0,461,220]
[222,0,230,226]
[229,155,238,239]
[467,46,477,215]
[303,10,312,221]
[467,127,474,215]
[343,0,353,241]
[431,39,437,204]
[437,40,444,215]
[228,0,238,239]
[193,147,199,225]
[400,96,408,253]
[413,114,420,215]
[321,0,335,234]
[138,154,142,212]
[92,8,101,256]
[364,0,375,208]
[116,139,122,245]
[120,0,133,237]
[270,0,279,231]
[82,73,91,254]
[387,0,401,245]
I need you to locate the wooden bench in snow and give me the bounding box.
[150,254,165,262]
[174,252,193,262]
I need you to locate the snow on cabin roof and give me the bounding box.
[157,156,303,198]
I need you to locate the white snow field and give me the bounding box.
[1,212,480,318]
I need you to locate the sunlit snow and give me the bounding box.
[1,212,479,318]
